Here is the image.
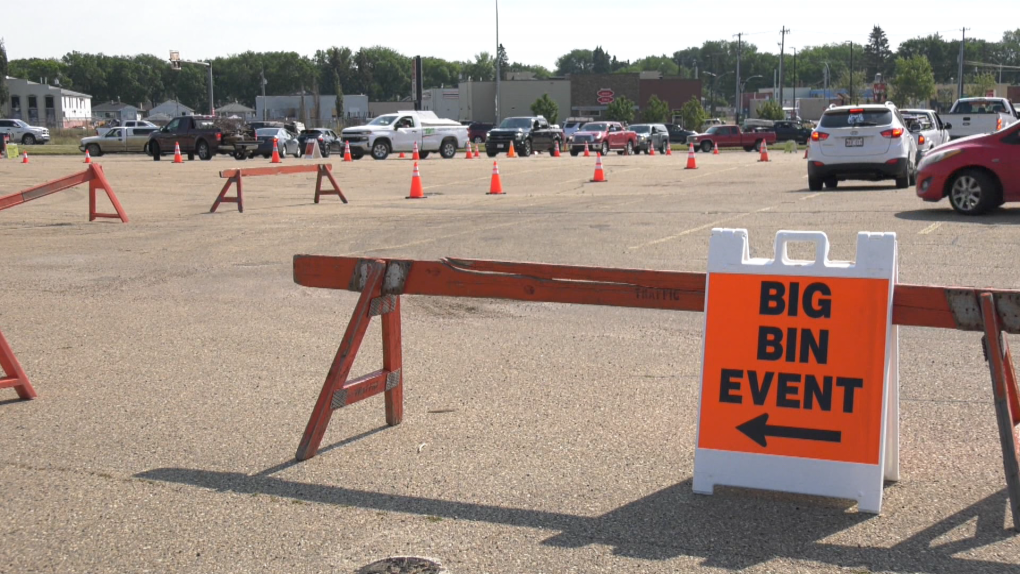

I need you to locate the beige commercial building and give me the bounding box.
[459,79,571,124]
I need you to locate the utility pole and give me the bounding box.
[260,65,267,121]
[169,50,214,116]
[957,28,969,100]
[849,42,854,104]
[792,47,797,117]
[778,27,789,107]
[495,0,501,124]
[734,32,744,124]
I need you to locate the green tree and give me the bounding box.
[554,49,594,75]
[605,95,635,123]
[496,44,509,80]
[0,40,8,117]
[679,96,707,131]
[968,71,998,97]
[756,99,785,121]
[897,34,955,83]
[462,51,495,82]
[332,70,344,123]
[642,94,670,122]
[864,25,893,81]
[593,46,612,74]
[8,57,67,87]
[837,67,868,104]
[617,55,680,77]
[530,93,558,125]
[504,62,552,79]
[891,56,936,107]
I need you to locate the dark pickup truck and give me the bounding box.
[147,116,258,161]
[485,116,565,157]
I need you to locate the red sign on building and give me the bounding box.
[597,88,615,105]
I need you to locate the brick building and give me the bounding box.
[569,73,702,119]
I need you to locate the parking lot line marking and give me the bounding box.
[628,206,775,250]
[918,221,943,235]
[800,192,823,201]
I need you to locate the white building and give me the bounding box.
[5,76,92,128]
[256,94,370,125]
[145,100,195,119]
[215,102,256,119]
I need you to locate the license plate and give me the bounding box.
[496,144,505,149]
[845,137,864,147]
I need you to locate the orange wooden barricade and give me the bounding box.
[210,164,346,213]
[0,164,128,223]
[291,255,1020,528]
[0,328,36,400]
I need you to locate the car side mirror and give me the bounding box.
[944,122,953,130]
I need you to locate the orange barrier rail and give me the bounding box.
[0,164,128,223]
[291,255,1020,527]
[210,163,346,213]
[0,328,36,400]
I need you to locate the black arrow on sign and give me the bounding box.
[736,413,842,447]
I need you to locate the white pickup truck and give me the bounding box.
[941,97,1019,140]
[340,111,468,160]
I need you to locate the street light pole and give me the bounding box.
[495,0,500,125]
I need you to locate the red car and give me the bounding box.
[689,125,777,153]
[916,120,1020,215]
[569,121,638,156]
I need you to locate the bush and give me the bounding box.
[606,96,636,124]
[530,94,558,126]
[756,99,785,121]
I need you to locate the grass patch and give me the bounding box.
[13,145,82,156]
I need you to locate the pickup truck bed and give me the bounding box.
[942,97,1019,140]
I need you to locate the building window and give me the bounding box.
[10,96,19,111]
[28,95,37,109]
[45,95,55,109]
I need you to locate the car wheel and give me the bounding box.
[808,177,823,191]
[661,141,669,154]
[22,134,36,145]
[626,141,634,155]
[322,146,331,158]
[234,150,247,160]
[895,175,909,189]
[417,151,429,159]
[824,177,838,189]
[754,140,763,152]
[601,141,609,156]
[440,139,458,159]
[86,143,102,157]
[151,142,161,161]
[570,150,579,157]
[948,169,999,215]
[517,139,532,157]
[196,140,212,161]
[371,140,391,160]
[263,153,271,159]
[701,141,713,153]
[487,150,498,158]
[187,152,195,161]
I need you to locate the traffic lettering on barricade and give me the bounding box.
[694,229,898,513]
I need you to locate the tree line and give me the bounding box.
[2,27,1018,115]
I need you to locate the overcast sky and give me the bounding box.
[3,1,1012,69]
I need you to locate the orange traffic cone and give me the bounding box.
[758,140,770,162]
[553,141,561,157]
[83,149,92,164]
[487,161,504,195]
[173,142,183,164]
[406,162,426,199]
[412,141,420,161]
[584,142,591,157]
[666,144,672,156]
[685,144,698,170]
[21,151,29,164]
[713,142,720,155]
[399,151,406,159]
[271,138,282,163]
[464,141,473,160]
[343,141,353,162]
[507,142,517,158]
[649,142,656,156]
[473,143,480,158]
[590,153,607,183]
[803,142,809,159]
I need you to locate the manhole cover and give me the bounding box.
[357,556,447,574]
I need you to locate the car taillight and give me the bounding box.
[997,118,1003,130]
[811,131,829,141]
[216,133,222,141]
[881,128,903,138]
[918,135,925,144]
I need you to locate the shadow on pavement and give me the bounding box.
[896,208,1020,224]
[135,466,1017,572]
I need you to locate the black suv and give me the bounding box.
[773,120,813,145]
[630,123,670,154]
[666,124,697,146]
[297,128,341,157]
[485,116,565,157]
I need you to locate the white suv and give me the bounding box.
[806,102,918,191]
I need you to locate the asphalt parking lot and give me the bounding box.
[2,150,1020,573]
